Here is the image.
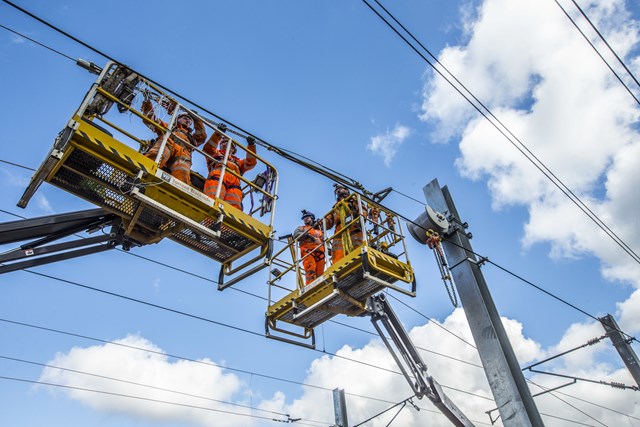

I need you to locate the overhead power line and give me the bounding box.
[0,354,296,420]
[8,0,640,269]
[6,197,626,421]
[0,22,75,62]
[1,1,637,331]
[1,149,635,348]
[361,0,640,266]
[0,317,490,422]
[553,0,640,106]
[563,0,640,91]
[0,0,635,335]
[1,4,637,422]
[8,269,494,402]
[0,375,326,426]
[0,201,483,370]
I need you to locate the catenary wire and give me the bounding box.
[4,177,624,422]
[0,137,620,338]
[0,355,296,420]
[551,387,640,421]
[9,268,495,402]
[0,318,495,425]
[5,145,636,416]
[0,202,481,369]
[0,375,325,426]
[2,156,637,403]
[6,0,639,267]
[361,0,640,265]
[0,11,616,427]
[0,22,75,62]
[16,259,636,425]
[0,158,36,171]
[561,0,640,93]
[0,2,636,337]
[352,396,412,427]
[0,9,635,338]
[569,0,640,89]
[527,379,608,427]
[7,250,635,423]
[4,5,636,422]
[553,0,640,107]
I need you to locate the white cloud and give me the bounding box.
[32,2,640,426]
[421,0,640,286]
[260,309,639,426]
[259,309,540,426]
[38,316,640,426]
[367,124,412,167]
[411,1,640,422]
[38,335,254,427]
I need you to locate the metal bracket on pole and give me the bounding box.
[600,314,640,388]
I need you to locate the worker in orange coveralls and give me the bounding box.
[203,126,257,210]
[293,210,325,285]
[324,184,367,264]
[141,98,206,185]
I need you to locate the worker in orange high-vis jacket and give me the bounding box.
[293,210,325,285]
[324,184,367,264]
[141,98,206,185]
[203,128,257,210]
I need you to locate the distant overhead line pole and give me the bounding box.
[600,314,640,388]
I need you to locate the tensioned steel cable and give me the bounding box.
[1,5,637,417]
[0,355,298,420]
[0,22,75,61]
[6,0,639,266]
[10,269,495,402]
[0,158,36,171]
[1,2,638,331]
[0,317,494,424]
[0,205,631,422]
[2,143,636,340]
[526,379,608,427]
[0,201,480,365]
[361,0,640,265]
[0,375,325,426]
[351,396,413,427]
[563,0,640,92]
[552,0,640,107]
[0,9,636,335]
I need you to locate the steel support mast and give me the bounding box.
[412,179,544,427]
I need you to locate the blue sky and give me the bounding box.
[1,1,640,426]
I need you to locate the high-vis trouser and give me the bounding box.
[204,169,243,209]
[145,139,193,185]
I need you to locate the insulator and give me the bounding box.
[587,337,601,346]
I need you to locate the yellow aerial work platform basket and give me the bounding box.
[18,61,277,286]
[266,193,415,348]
